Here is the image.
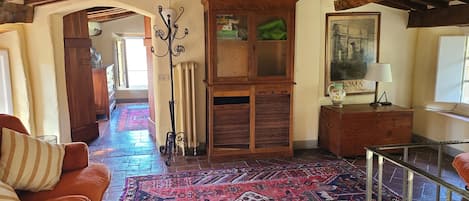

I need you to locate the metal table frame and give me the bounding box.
[366,140,469,201]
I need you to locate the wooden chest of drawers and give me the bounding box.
[92,64,116,119]
[319,104,413,157]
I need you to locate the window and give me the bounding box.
[0,49,13,114]
[463,39,469,104]
[435,36,469,104]
[116,37,148,89]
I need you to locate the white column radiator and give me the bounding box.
[174,61,197,155]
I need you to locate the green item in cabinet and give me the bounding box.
[257,19,287,40]
[217,30,238,39]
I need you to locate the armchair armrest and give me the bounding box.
[62,142,89,172]
[46,195,91,201]
[452,152,469,187]
[0,114,29,134]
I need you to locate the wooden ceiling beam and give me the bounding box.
[0,1,33,24]
[386,0,428,11]
[87,8,127,17]
[6,0,24,4]
[24,0,63,7]
[411,0,449,8]
[334,0,381,11]
[377,0,412,9]
[88,11,136,23]
[408,3,469,27]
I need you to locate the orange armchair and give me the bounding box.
[0,114,111,201]
[453,152,469,190]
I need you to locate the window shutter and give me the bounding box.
[434,36,467,103]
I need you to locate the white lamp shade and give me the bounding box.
[364,63,392,82]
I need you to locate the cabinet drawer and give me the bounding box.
[213,86,250,97]
[255,86,290,96]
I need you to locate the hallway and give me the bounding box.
[89,103,163,200]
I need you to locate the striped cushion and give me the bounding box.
[0,180,19,201]
[0,128,65,192]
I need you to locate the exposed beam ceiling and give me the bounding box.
[1,0,137,25]
[6,0,24,4]
[335,0,381,10]
[386,0,428,11]
[86,7,136,23]
[335,0,469,27]
[408,3,469,27]
[411,0,449,8]
[24,0,64,7]
[376,0,412,9]
[0,1,33,24]
[334,0,459,11]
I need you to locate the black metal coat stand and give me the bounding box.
[153,5,188,166]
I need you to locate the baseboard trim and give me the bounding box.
[148,117,156,144]
[179,141,320,155]
[293,140,318,150]
[116,98,148,103]
[187,141,318,154]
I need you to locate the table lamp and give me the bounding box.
[364,63,392,107]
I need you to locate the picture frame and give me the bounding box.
[325,12,381,95]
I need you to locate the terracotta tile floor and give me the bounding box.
[89,104,467,201]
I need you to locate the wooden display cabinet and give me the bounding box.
[203,0,296,160]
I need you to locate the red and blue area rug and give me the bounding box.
[117,104,149,132]
[120,160,400,201]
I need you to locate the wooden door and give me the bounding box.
[144,16,156,139]
[63,10,99,142]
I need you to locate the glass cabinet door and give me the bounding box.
[216,14,249,79]
[254,15,288,78]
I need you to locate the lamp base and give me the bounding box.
[370,102,381,107]
[380,102,392,106]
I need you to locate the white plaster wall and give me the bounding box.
[412,27,469,152]
[12,0,417,147]
[0,25,35,134]
[294,0,417,147]
[293,0,322,148]
[154,0,206,146]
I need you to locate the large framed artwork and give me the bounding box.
[325,12,381,95]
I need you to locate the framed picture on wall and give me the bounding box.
[325,12,381,95]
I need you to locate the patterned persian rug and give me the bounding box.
[117,104,149,132]
[120,160,400,201]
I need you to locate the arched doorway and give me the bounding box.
[34,1,157,143]
[62,8,155,143]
